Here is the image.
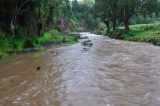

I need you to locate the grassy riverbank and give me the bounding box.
[109,22,160,45]
[0,30,79,58]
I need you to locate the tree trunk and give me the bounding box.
[123,8,129,33]
[107,24,110,33]
[124,19,129,33]
[10,18,16,38]
[37,5,41,36]
[113,20,116,30]
[104,19,110,33]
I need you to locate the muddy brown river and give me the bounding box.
[0,33,160,106]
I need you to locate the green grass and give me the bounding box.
[0,29,79,58]
[122,23,160,42]
[38,30,79,44]
[108,22,160,43]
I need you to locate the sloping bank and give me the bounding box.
[108,22,160,46]
[0,30,79,58]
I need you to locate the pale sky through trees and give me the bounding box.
[70,0,84,1]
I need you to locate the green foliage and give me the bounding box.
[70,15,81,27]
[38,31,53,44]
[71,0,99,31]
[130,15,159,25]
[108,29,124,37]
[122,23,160,42]
[15,27,28,37]
[0,29,79,58]
[0,51,8,58]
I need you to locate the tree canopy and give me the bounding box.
[95,0,160,32]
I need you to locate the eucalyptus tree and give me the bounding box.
[0,0,61,37]
[118,0,141,32]
[0,0,35,36]
[33,0,60,35]
[95,0,141,32]
[95,0,160,33]
[95,0,111,32]
[95,0,121,32]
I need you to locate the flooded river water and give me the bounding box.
[0,33,160,106]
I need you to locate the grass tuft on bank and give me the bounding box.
[108,22,160,45]
[0,30,79,58]
[122,23,160,42]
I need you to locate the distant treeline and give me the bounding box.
[1,0,160,38]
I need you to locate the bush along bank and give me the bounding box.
[0,30,80,58]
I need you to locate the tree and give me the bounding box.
[95,0,122,32]
[95,0,141,32]
[95,0,160,33]
[0,0,34,36]
[118,0,140,32]
[0,0,61,37]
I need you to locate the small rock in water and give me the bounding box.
[88,43,93,46]
[80,36,89,39]
[36,66,41,71]
[83,48,89,52]
[10,80,14,83]
[82,40,93,47]
[51,51,54,54]
[153,41,160,46]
